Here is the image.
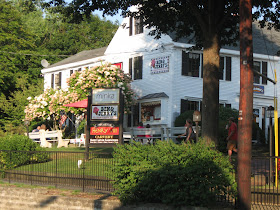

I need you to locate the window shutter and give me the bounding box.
[134,56,142,80]
[58,72,62,88]
[219,57,224,80]
[262,61,267,85]
[182,51,189,76]
[129,17,133,36]
[180,99,188,114]
[51,74,54,89]
[139,56,143,79]
[201,54,203,78]
[225,57,231,81]
[139,17,143,34]
[129,58,133,79]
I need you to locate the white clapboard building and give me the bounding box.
[41,16,280,136]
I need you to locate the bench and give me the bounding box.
[27,130,69,148]
[129,127,165,144]
[166,126,200,143]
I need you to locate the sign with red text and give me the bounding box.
[91,105,119,120]
[150,56,169,74]
[87,88,124,147]
[90,127,119,135]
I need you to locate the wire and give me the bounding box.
[0,51,70,57]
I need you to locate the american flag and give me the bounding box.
[59,114,67,127]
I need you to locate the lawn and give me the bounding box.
[11,145,115,178]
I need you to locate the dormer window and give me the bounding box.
[129,17,143,36]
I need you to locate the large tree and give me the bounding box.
[51,0,280,145]
[0,0,118,132]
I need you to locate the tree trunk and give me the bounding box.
[202,34,220,145]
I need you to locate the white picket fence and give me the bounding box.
[123,126,200,144]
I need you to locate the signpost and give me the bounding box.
[86,88,124,148]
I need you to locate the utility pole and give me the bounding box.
[238,0,253,209]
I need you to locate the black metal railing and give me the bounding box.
[0,150,114,192]
[0,150,279,207]
[251,156,280,206]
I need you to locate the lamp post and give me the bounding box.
[24,119,30,138]
[193,111,201,141]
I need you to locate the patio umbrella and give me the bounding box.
[63,99,88,108]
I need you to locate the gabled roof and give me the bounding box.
[43,47,107,70]
[169,22,280,56]
[138,92,169,100]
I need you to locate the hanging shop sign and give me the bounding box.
[150,56,169,74]
[87,88,124,147]
[92,88,120,104]
[253,85,264,94]
[91,105,119,120]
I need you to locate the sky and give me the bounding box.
[93,10,123,24]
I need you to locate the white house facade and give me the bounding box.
[41,16,280,137]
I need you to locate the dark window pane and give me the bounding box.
[134,17,143,34]
[129,17,133,36]
[219,57,224,80]
[51,74,54,89]
[262,61,267,85]
[253,61,261,84]
[225,57,231,81]
[182,51,189,76]
[182,52,200,77]
[129,58,133,79]
[226,104,231,108]
[132,56,143,80]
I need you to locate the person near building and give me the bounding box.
[226,117,238,161]
[179,119,196,143]
[145,124,152,144]
[32,126,41,133]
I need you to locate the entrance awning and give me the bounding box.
[63,99,88,108]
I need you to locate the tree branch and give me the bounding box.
[216,1,239,31]
[188,1,207,35]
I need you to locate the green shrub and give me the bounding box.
[174,110,194,127]
[0,135,50,169]
[112,140,237,207]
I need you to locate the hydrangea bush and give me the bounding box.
[25,63,136,121]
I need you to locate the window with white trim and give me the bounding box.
[129,56,143,80]
[129,17,143,36]
[182,52,201,77]
[51,72,61,89]
[141,101,161,122]
[253,61,267,85]
[219,56,232,81]
[180,99,201,114]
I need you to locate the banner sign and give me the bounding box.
[91,105,119,120]
[92,89,119,104]
[150,56,169,74]
[253,85,264,94]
